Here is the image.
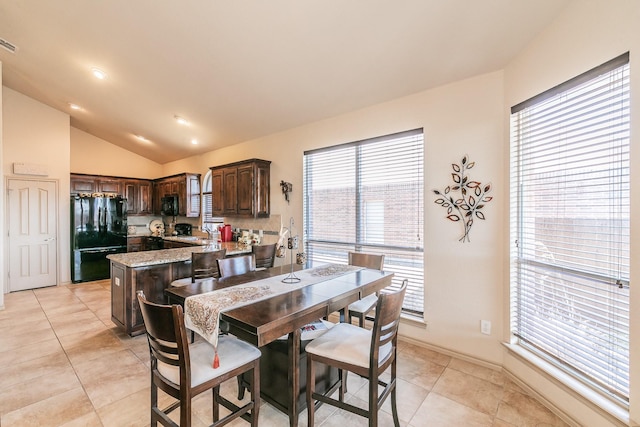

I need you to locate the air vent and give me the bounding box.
[0,38,18,53]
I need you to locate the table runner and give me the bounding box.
[184,263,362,367]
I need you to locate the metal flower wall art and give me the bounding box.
[433,155,493,243]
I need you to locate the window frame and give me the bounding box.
[303,129,425,315]
[509,52,630,403]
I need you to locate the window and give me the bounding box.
[201,170,223,233]
[510,53,630,402]
[303,129,424,314]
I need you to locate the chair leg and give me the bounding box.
[150,382,158,427]
[306,354,316,427]
[368,376,378,427]
[237,375,247,400]
[251,362,260,427]
[212,386,220,422]
[180,395,192,427]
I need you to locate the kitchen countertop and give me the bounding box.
[107,241,251,268]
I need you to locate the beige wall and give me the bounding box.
[70,127,162,179]
[503,1,640,426]
[166,69,507,363]
[2,86,71,284]
[0,62,4,309]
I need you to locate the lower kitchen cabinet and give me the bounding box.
[110,259,191,336]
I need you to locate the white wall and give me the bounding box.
[70,127,162,179]
[503,1,640,426]
[2,87,72,284]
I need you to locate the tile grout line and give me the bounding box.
[32,286,107,425]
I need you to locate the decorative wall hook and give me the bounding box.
[433,155,493,243]
[280,180,293,204]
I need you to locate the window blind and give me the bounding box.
[510,53,630,401]
[303,129,424,314]
[201,171,222,231]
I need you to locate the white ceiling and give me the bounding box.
[0,0,569,164]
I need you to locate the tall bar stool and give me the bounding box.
[251,243,277,269]
[306,280,407,427]
[347,252,385,327]
[137,292,261,427]
[170,249,227,287]
[217,254,256,278]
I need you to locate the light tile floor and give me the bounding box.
[0,280,570,427]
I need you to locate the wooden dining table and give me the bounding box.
[164,262,394,427]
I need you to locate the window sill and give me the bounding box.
[400,312,427,329]
[503,343,630,426]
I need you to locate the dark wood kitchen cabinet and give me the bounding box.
[210,159,270,218]
[110,259,191,336]
[153,173,201,217]
[70,173,123,195]
[124,179,152,215]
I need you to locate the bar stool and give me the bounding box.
[306,280,407,427]
[137,292,261,427]
[347,252,385,327]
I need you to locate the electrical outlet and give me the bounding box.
[480,320,491,335]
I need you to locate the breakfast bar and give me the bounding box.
[107,241,251,336]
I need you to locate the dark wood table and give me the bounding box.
[164,263,394,427]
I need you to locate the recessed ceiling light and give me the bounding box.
[174,115,189,126]
[134,134,150,142]
[69,103,82,110]
[191,139,198,145]
[91,67,107,80]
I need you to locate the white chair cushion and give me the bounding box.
[305,323,392,369]
[348,293,378,314]
[169,277,216,287]
[158,335,260,387]
[169,277,193,287]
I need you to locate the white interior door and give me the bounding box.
[7,179,58,291]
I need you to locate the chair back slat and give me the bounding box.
[217,254,256,278]
[370,280,407,367]
[137,293,191,381]
[191,249,227,281]
[252,244,277,269]
[348,252,385,271]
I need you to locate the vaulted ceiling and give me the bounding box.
[0,0,569,164]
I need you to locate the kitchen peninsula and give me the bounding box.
[108,241,250,336]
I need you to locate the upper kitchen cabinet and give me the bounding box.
[210,159,270,218]
[124,179,152,215]
[70,173,122,195]
[153,173,201,217]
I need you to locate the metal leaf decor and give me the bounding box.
[433,155,493,242]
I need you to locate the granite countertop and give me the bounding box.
[108,241,251,268]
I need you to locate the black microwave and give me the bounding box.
[161,195,178,216]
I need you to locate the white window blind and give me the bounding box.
[303,129,424,314]
[510,53,630,401]
[201,171,222,231]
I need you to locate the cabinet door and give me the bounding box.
[255,162,270,217]
[211,169,224,216]
[123,181,139,215]
[132,265,172,329]
[152,181,163,214]
[70,175,96,193]
[138,181,152,214]
[111,263,126,327]
[98,178,121,194]
[236,164,254,216]
[222,168,238,215]
[177,178,187,216]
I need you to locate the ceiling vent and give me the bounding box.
[0,38,18,53]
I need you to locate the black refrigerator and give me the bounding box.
[71,194,127,283]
